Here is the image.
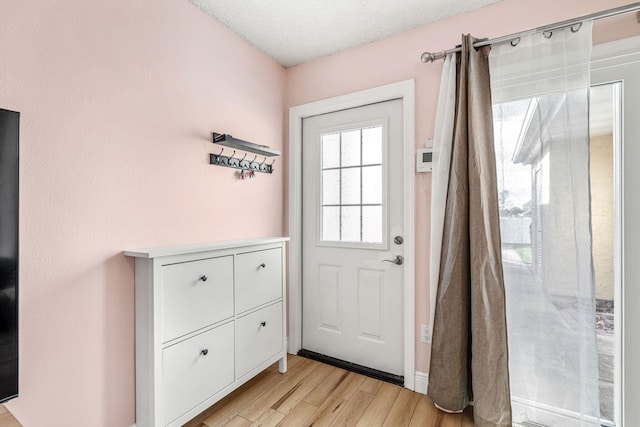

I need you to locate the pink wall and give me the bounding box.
[1,0,638,425]
[0,1,285,426]
[284,0,638,374]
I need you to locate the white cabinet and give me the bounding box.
[161,255,234,343]
[125,238,288,427]
[236,302,283,379]
[162,322,235,423]
[235,248,283,313]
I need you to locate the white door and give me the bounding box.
[301,99,404,376]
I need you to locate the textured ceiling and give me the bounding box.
[188,0,503,67]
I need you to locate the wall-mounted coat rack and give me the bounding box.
[210,133,280,174]
[210,148,276,174]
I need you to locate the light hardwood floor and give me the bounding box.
[0,356,472,427]
[0,404,21,427]
[185,355,473,427]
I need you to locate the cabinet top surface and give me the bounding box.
[124,237,289,259]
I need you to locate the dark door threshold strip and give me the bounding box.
[297,349,404,386]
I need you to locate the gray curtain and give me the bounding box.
[428,34,512,427]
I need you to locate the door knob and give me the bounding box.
[383,255,404,265]
[394,236,404,245]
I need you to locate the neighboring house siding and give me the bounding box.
[591,134,614,301]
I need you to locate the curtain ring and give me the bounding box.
[510,37,521,47]
[543,30,553,39]
[571,22,583,33]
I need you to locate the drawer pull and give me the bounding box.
[260,321,267,327]
[201,349,209,356]
[258,263,266,269]
[199,275,208,282]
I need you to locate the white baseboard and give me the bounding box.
[414,371,429,395]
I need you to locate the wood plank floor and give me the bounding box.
[0,404,22,427]
[185,355,473,427]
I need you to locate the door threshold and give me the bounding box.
[297,349,404,386]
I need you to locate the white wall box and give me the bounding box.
[125,237,289,427]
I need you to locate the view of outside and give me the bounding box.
[493,99,533,266]
[493,84,617,425]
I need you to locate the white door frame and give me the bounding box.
[288,80,416,390]
[591,35,640,426]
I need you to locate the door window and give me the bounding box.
[320,125,385,245]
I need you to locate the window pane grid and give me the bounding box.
[322,163,381,171]
[322,203,382,207]
[339,132,343,240]
[360,130,363,241]
[321,125,383,244]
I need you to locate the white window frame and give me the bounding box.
[316,119,389,250]
[591,35,640,427]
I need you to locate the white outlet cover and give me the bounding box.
[421,324,431,343]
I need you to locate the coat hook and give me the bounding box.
[218,147,225,156]
[240,153,247,161]
[270,158,276,166]
[231,150,236,158]
[259,156,267,166]
[252,155,257,162]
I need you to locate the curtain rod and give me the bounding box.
[420,2,640,63]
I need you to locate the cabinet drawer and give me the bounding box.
[236,302,283,378]
[235,248,282,313]
[163,322,234,425]
[162,256,233,343]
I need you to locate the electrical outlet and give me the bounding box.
[421,324,431,343]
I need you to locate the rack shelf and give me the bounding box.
[212,133,280,157]
[210,133,280,175]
